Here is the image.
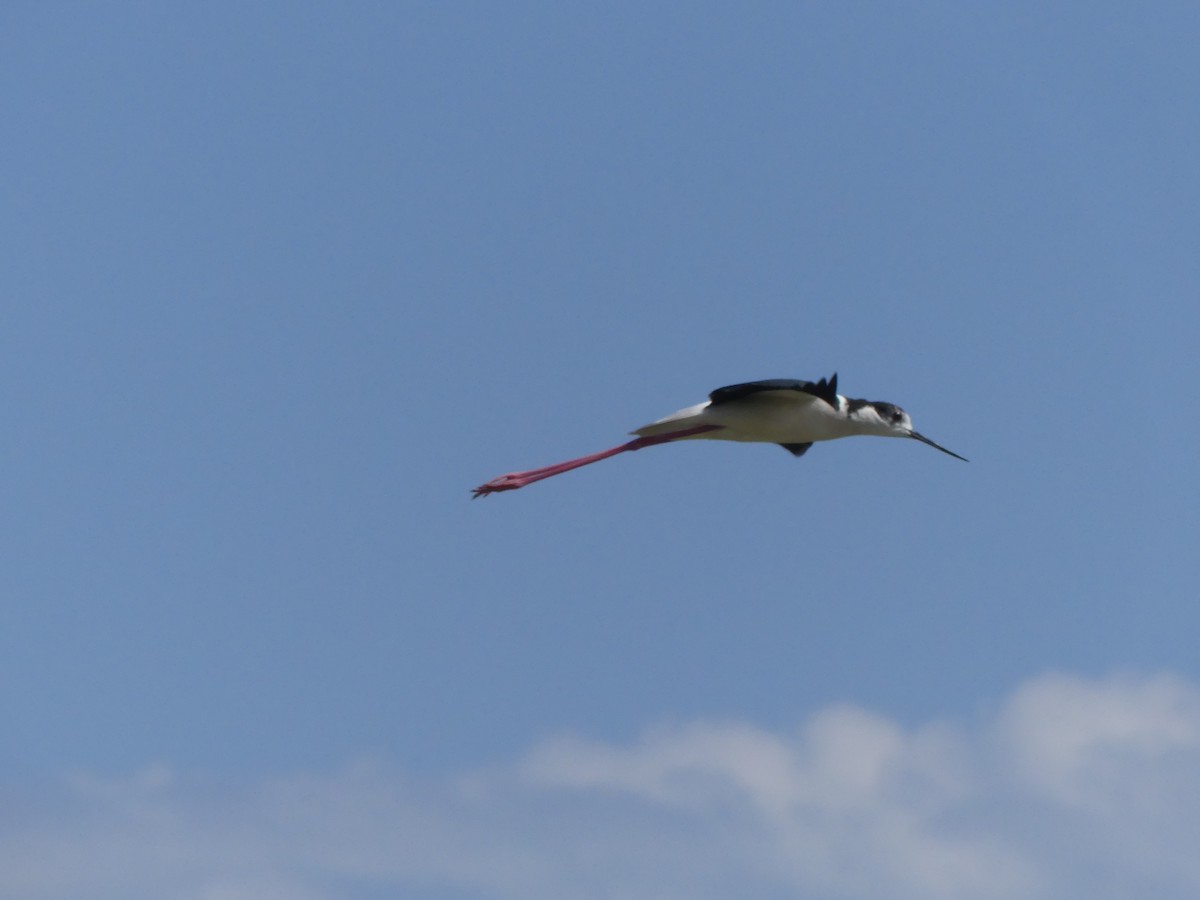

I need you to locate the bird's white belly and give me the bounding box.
[633,399,852,444]
[700,401,848,443]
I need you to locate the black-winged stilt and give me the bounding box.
[472,373,966,497]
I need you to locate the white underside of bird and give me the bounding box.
[632,391,857,444]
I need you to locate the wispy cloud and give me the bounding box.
[5,672,1200,900]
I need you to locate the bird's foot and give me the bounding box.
[471,474,529,498]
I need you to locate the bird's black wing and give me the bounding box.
[708,374,839,411]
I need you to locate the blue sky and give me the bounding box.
[4,3,1200,898]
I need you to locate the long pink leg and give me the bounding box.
[472,424,724,497]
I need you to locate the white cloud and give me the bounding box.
[999,671,1200,803]
[5,672,1200,900]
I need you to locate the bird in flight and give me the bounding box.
[472,373,966,497]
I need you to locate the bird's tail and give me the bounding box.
[630,402,710,438]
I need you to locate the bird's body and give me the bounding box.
[472,373,965,497]
[633,377,857,450]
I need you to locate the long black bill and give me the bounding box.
[909,431,969,462]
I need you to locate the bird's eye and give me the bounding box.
[890,411,903,422]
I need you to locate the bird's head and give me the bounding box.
[852,401,968,461]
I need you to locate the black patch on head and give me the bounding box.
[778,442,813,457]
[847,399,907,424]
[874,402,903,421]
[708,373,839,411]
